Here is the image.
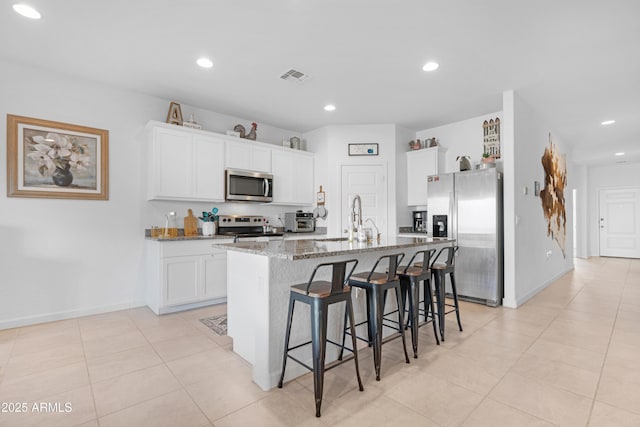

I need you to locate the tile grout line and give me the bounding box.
[77,318,102,427]
[457,266,594,426]
[584,258,630,422]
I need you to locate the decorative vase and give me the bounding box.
[52,165,73,187]
[202,222,216,236]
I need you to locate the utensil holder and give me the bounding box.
[202,222,216,236]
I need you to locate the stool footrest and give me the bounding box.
[285,340,359,374]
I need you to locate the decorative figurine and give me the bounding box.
[456,155,471,171]
[408,140,421,150]
[245,122,257,140]
[233,124,246,138]
[166,102,183,126]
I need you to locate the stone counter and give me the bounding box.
[214,236,454,260]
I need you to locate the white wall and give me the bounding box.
[587,162,640,256]
[305,124,398,238]
[508,91,575,307]
[0,59,304,329]
[416,111,503,173]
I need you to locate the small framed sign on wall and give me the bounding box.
[348,143,379,156]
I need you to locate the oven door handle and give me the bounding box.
[264,178,270,197]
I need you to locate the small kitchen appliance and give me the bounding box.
[284,211,316,233]
[412,210,428,233]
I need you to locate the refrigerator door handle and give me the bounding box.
[451,191,457,240]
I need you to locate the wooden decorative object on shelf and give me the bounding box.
[167,102,184,126]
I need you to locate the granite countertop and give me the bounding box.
[145,234,237,241]
[144,227,327,242]
[213,236,455,260]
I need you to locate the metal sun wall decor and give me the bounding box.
[483,118,501,158]
[540,133,567,258]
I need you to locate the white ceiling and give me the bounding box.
[1,0,639,165]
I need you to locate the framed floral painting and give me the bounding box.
[7,115,109,200]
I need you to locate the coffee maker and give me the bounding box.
[412,210,428,233]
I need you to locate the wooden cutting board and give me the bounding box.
[184,209,198,236]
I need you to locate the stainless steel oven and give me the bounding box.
[225,169,273,202]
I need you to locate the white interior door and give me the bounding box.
[599,188,640,258]
[341,164,387,238]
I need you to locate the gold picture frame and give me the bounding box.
[7,114,109,200]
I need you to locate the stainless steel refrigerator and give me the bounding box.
[427,168,503,306]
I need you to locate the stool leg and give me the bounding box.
[450,272,463,332]
[434,270,446,342]
[278,297,296,388]
[369,286,383,381]
[407,278,419,358]
[424,278,440,345]
[338,301,349,361]
[347,297,364,392]
[394,284,411,364]
[310,299,328,417]
[400,280,409,331]
[365,289,373,347]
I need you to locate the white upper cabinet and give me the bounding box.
[406,146,445,206]
[147,122,225,201]
[145,120,314,205]
[225,139,271,173]
[272,150,314,206]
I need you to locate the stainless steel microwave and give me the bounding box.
[225,169,273,202]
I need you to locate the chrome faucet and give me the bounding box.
[349,195,368,242]
[351,195,363,230]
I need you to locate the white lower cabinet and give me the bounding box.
[146,240,233,314]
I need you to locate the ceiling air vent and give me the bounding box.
[280,68,309,83]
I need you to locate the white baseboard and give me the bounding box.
[156,297,227,315]
[0,300,146,330]
[507,265,575,308]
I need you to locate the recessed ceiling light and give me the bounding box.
[196,57,213,68]
[422,62,439,72]
[13,3,41,19]
[615,152,625,156]
[324,104,336,112]
[601,120,615,125]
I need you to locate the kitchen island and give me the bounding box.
[213,236,454,390]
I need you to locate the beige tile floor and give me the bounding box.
[0,256,638,426]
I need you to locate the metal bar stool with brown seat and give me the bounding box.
[277,259,363,418]
[339,253,410,381]
[396,248,440,358]
[430,246,462,341]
